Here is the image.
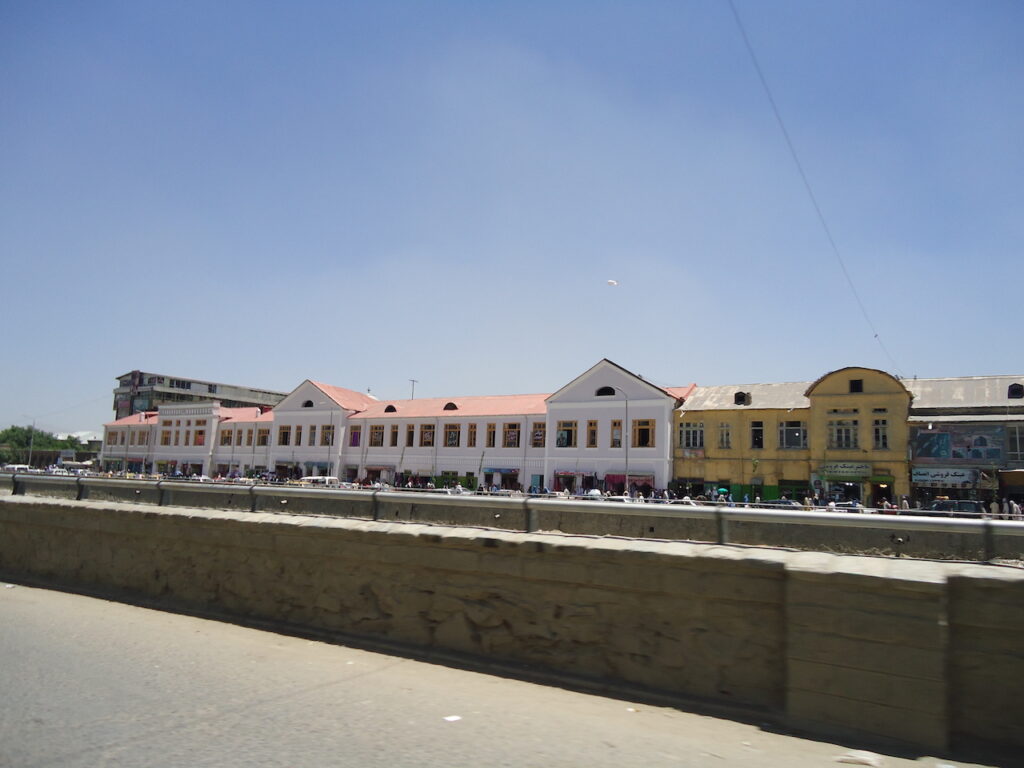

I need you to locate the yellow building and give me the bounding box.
[673,367,912,504]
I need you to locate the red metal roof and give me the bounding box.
[311,382,379,412]
[351,393,551,420]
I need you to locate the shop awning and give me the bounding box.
[365,465,395,470]
[484,468,519,474]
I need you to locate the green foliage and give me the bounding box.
[0,424,83,464]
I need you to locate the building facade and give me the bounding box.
[101,362,1024,503]
[113,370,287,420]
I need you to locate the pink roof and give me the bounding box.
[105,412,159,427]
[312,382,379,412]
[219,407,273,423]
[665,384,697,401]
[351,393,551,420]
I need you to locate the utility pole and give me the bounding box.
[409,379,418,400]
[27,420,36,468]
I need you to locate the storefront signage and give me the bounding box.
[912,467,977,484]
[818,462,871,478]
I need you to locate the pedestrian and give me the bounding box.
[989,498,1000,518]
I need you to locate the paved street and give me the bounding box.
[0,582,997,768]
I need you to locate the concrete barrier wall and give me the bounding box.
[1,495,1021,756]
[5,473,1023,561]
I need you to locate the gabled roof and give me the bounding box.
[546,359,692,403]
[105,412,159,428]
[679,382,811,411]
[351,393,550,420]
[218,407,272,423]
[903,375,1024,409]
[310,382,379,412]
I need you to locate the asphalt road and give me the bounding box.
[0,582,995,768]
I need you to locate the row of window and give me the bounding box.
[679,419,891,451]
[344,420,657,450]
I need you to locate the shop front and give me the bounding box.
[364,465,395,483]
[911,466,987,503]
[552,470,598,493]
[1000,469,1024,502]
[814,461,872,503]
[604,472,655,496]
[483,467,519,490]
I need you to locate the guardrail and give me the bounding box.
[3,472,1023,561]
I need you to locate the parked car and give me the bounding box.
[915,499,985,518]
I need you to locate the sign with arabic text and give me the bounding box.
[912,467,977,484]
[818,462,871,478]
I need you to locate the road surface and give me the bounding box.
[0,581,996,768]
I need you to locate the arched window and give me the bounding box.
[384,405,397,413]
[595,386,616,396]
[443,402,458,410]
[1009,383,1024,399]
[302,400,314,408]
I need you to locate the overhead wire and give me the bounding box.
[727,0,904,377]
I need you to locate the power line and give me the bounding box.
[727,0,904,377]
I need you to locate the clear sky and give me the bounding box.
[2,0,1021,436]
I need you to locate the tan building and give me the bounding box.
[673,367,912,504]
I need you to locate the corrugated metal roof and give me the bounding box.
[678,382,811,412]
[903,375,1024,409]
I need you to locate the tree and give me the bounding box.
[0,425,84,464]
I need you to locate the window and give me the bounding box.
[734,392,751,406]
[161,430,171,446]
[849,379,864,393]
[679,422,704,449]
[295,426,302,445]
[278,426,291,446]
[444,423,460,447]
[385,404,397,413]
[467,423,477,448]
[390,425,399,447]
[556,420,577,448]
[369,424,385,447]
[828,420,859,449]
[208,384,217,394]
[632,419,655,448]
[443,402,458,411]
[320,425,334,446]
[220,430,232,446]
[184,430,190,446]
[1009,425,1023,461]
[1009,384,1024,399]
[174,431,180,446]
[308,426,316,446]
[349,426,362,447]
[595,386,616,396]
[257,429,270,446]
[247,429,254,446]
[486,423,496,448]
[610,419,622,448]
[236,429,243,445]
[778,421,807,449]
[531,422,546,448]
[406,425,415,447]
[873,419,889,450]
[303,400,314,408]
[587,420,598,448]
[718,422,731,449]
[161,420,171,427]
[420,424,435,448]
[194,429,205,447]
[751,421,764,450]
[503,423,520,448]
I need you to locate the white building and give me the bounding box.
[543,359,693,493]
[100,360,693,491]
[348,393,549,489]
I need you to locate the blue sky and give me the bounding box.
[2,0,1021,436]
